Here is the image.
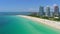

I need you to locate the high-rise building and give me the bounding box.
[39,6,45,16]
[45,6,51,17]
[53,4,60,17]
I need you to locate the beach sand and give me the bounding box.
[17,15,60,29]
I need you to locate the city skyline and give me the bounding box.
[40,4,60,12]
[39,4,60,17]
[0,0,60,12]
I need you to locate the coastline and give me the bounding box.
[17,15,60,29]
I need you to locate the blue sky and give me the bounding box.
[0,0,60,12]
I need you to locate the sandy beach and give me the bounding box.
[17,15,60,29]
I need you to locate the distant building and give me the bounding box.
[39,6,45,16]
[45,6,51,17]
[53,4,60,17]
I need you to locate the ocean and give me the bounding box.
[0,15,60,34]
[0,12,32,15]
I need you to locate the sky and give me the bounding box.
[0,0,60,12]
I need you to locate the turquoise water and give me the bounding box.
[0,15,60,34]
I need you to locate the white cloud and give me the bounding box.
[15,8,39,12]
[0,8,39,12]
[27,8,39,12]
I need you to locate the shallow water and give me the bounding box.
[0,15,60,34]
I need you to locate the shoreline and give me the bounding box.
[17,15,60,29]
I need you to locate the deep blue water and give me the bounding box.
[0,12,32,15]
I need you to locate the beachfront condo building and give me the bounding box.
[45,6,51,17]
[53,4,60,17]
[39,6,45,16]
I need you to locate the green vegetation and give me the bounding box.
[28,13,60,21]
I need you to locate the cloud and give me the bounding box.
[28,8,39,12]
[15,8,39,12]
[0,8,18,12]
[0,8,39,12]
